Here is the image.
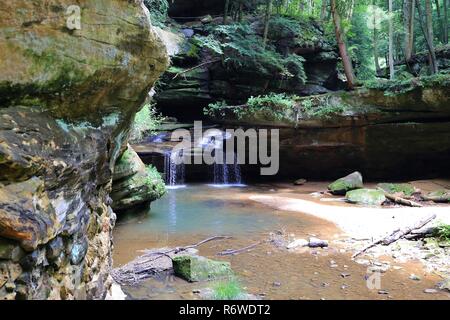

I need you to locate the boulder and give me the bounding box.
[172,256,233,282]
[422,189,450,203]
[113,146,146,182]
[111,148,166,211]
[346,189,386,206]
[328,172,364,195]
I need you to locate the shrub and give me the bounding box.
[212,278,244,300]
[433,224,450,242]
[130,103,166,143]
[145,165,166,198]
[143,0,169,27]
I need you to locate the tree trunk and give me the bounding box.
[404,0,416,61]
[330,0,356,89]
[223,0,230,24]
[425,0,439,73]
[444,0,449,43]
[435,0,445,42]
[389,0,395,79]
[263,0,273,49]
[238,2,243,22]
[373,0,382,73]
[321,0,328,21]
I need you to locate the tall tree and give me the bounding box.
[263,0,274,48]
[321,0,328,20]
[417,0,439,74]
[388,0,395,79]
[425,0,438,73]
[330,0,356,89]
[372,1,382,73]
[224,0,230,24]
[444,0,449,44]
[404,0,416,61]
[434,0,444,42]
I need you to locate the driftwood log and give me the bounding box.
[111,236,231,285]
[378,188,423,207]
[352,214,437,259]
[217,241,264,256]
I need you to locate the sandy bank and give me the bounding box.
[250,195,450,239]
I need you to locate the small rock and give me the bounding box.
[424,288,439,294]
[409,274,421,281]
[294,179,307,186]
[341,272,351,278]
[308,237,329,248]
[321,282,330,287]
[70,237,88,265]
[378,290,389,295]
[272,282,281,287]
[341,284,349,290]
[287,239,309,249]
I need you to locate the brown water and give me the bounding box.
[113,183,450,300]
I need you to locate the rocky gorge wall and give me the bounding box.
[0,0,168,299]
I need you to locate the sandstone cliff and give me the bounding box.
[0,0,168,299]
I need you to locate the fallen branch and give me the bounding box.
[352,214,437,259]
[217,241,264,256]
[379,188,423,207]
[172,59,221,80]
[111,235,231,285]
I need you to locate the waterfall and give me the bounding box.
[213,152,242,185]
[164,149,185,186]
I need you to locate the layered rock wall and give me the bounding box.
[0,0,168,299]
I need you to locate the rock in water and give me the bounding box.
[308,237,329,248]
[0,0,168,300]
[422,190,450,203]
[286,239,309,249]
[346,189,386,206]
[328,172,364,195]
[172,256,234,282]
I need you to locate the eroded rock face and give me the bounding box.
[0,0,168,300]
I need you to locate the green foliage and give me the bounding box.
[145,165,166,197]
[204,100,229,118]
[204,93,296,120]
[130,104,166,143]
[433,224,450,242]
[200,23,306,83]
[299,95,350,119]
[143,0,169,27]
[212,278,244,300]
[364,72,450,96]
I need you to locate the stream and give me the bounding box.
[113,183,449,300]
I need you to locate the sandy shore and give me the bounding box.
[250,195,450,239]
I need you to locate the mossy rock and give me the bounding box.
[422,189,450,203]
[377,183,416,197]
[113,146,145,181]
[346,189,386,206]
[172,256,233,282]
[328,172,363,195]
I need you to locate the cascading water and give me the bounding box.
[213,152,242,185]
[199,130,243,186]
[164,149,185,186]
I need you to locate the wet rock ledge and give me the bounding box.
[0,0,168,299]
